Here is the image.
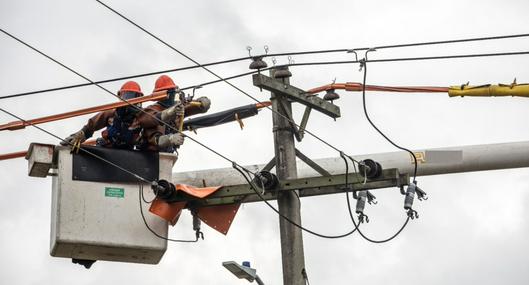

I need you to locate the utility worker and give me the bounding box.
[136,75,211,152]
[61,81,145,150]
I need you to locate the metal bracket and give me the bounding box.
[298,107,312,140]
[253,74,341,119]
[260,157,276,172]
[295,148,331,176]
[277,98,302,142]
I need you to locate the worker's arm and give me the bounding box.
[61,110,114,146]
[81,110,115,138]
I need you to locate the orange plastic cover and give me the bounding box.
[149,199,186,226]
[197,203,241,235]
[174,184,222,198]
[148,184,241,235]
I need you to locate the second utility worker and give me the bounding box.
[61,75,210,152]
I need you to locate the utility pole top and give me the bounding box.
[252,73,341,118]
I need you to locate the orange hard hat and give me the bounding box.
[153,75,177,92]
[119,81,143,95]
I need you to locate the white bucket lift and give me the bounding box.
[27,144,177,265]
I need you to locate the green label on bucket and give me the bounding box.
[105,187,124,198]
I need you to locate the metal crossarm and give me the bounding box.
[252,74,341,118]
[177,168,408,206]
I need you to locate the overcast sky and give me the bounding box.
[1,0,529,284]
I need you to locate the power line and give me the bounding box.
[360,53,418,181]
[0,56,252,100]
[286,50,529,68]
[0,27,248,174]
[0,107,152,184]
[2,28,528,101]
[4,49,528,102]
[94,0,363,164]
[267,33,529,57]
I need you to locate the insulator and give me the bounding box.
[274,68,292,79]
[249,57,267,70]
[404,182,416,210]
[192,213,201,231]
[355,191,367,214]
[152,179,176,201]
[255,170,279,191]
[323,89,340,101]
[358,159,382,179]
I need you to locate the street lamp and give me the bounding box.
[222,261,265,285]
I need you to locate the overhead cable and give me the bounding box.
[94,0,362,164]
[2,29,529,100]
[3,48,528,101]
[0,27,249,172]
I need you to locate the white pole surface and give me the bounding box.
[173,141,529,186]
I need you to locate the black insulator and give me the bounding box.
[358,159,383,179]
[274,68,292,79]
[249,57,267,70]
[323,89,340,101]
[255,171,279,191]
[153,179,176,201]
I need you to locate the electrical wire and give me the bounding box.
[349,200,410,244]
[0,63,265,101]
[234,164,359,239]
[3,46,528,102]
[286,50,529,68]
[343,154,411,243]
[141,182,157,204]
[0,27,245,173]
[138,184,199,243]
[360,53,418,182]
[267,33,529,57]
[94,1,363,166]
[0,107,154,184]
[2,29,528,100]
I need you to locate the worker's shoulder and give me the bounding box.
[144,103,163,112]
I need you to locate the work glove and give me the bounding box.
[160,101,184,123]
[195,96,211,113]
[61,130,86,146]
[157,133,185,148]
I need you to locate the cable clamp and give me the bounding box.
[407,208,419,220]
[358,212,369,223]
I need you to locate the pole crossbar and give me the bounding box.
[173,169,408,207]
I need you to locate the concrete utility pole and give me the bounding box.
[270,67,306,285]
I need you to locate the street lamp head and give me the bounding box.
[222,261,257,282]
